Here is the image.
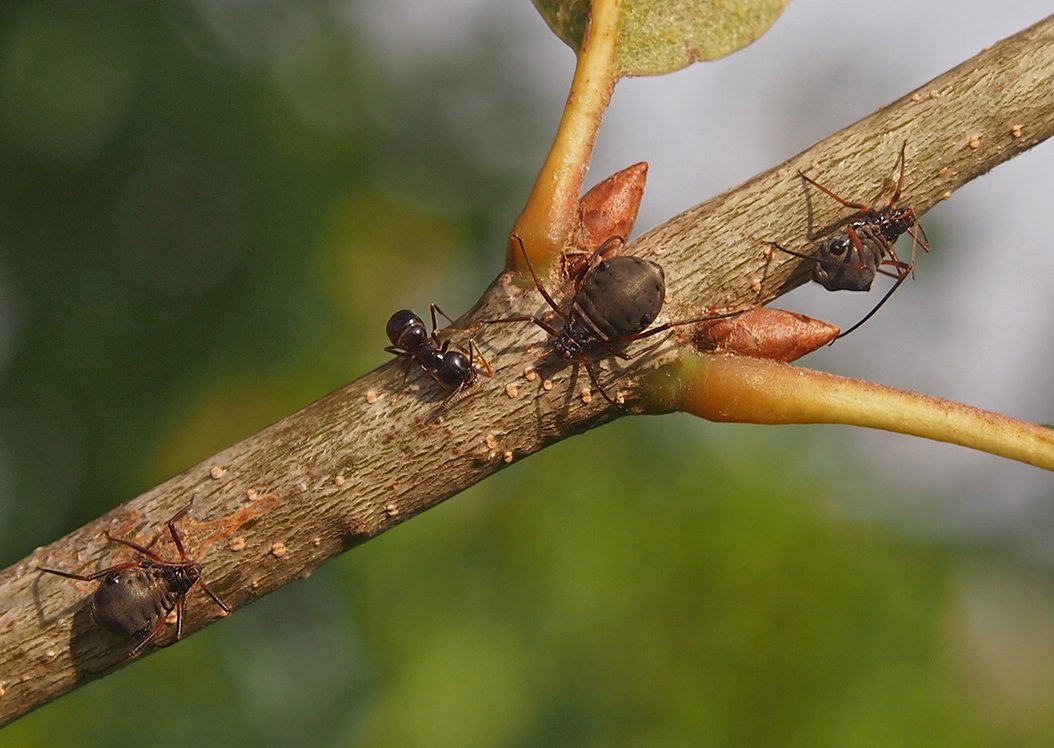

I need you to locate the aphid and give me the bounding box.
[41,507,229,658]
[488,234,735,403]
[772,143,930,338]
[385,304,492,402]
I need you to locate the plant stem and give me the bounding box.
[511,0,622,271]
[675,354,1054,471]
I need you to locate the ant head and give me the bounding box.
[386,310,428,350]
[553,322,594,360]
[168,561,206,604]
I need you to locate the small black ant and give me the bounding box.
[487,234,738,403]
[41,507,229,658]
[385,304,492,403]
[772,143,930,338]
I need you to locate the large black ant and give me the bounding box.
[385,305,492,403]
[772,143,930,338]
[487,234,738,404]
[41,507,230,658]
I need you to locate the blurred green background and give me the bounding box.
[3,2,1054,746]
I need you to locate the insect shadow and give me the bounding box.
[485,234,739,404]
[771,143,930,339]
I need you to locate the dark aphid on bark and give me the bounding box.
[487,234,736,403]
[772,143,930,338]
[41,507,229,658]
[385,304,492,403]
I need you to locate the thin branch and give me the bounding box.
[1,12,1053,727]
[673,354,1054,470]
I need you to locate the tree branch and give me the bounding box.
[2,12,1053,727]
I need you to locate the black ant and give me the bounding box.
[385,304,492,403]
[487,234,738,404]
[41,507,230,658]
[772,143,930,338]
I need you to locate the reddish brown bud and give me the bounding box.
[695,308,839,362]
[565,162,648,278]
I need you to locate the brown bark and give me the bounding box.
[2,12,1053,727]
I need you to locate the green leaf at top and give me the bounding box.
[533,0,791,76]
[532,0,591,53]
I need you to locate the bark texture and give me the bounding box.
[2,13,1053,727]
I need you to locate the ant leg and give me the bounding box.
[198,578,232,614]
[874,256,912,282]
[40,567,98,581]
[530,317,563,339]
[798,170,870,212]
[770,240,819,263]
[41,560,146,582]
[167,508,191,562]
[564,235,625,287]
[468,340,493,378]
[428,303,459,343]
[430,303,456,329]
[887,141,908,208]
[582,359,617,404]
[105,532,169,564]
[621,308,745,343]
[872,233,911,281]
[482,313,563,340]
[128,613,167,658]
[613,332,673,361]
[573,235,626,294]
[510,234,564,317]
[594,235,625,260]
[383,348,415,397]
[437,380,473,410]
[585,311,746,389]
[910,217,931,254]
[902,214,930,280]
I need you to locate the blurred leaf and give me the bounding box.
[533,0,790,75]
[0,8,140,162]
[532,0,591,56]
